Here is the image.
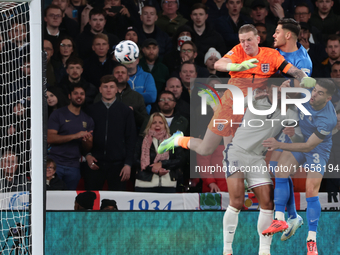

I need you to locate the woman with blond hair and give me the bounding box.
[134,112,184,193]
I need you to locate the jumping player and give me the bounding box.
[262,79,337,255]
[220,77,302,255]
[157,24,315,157]
[270,18,313,241]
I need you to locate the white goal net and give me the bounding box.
[0,1,43,254]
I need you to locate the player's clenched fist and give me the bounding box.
[226,58,259,71]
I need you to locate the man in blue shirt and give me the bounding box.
[262,79,337,255]
[271,18,313,241]
[274,18,312,78]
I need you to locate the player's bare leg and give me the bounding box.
[305,171,323,255]
[252,185,274,255]
[188,129,223,156]
[223,172,245,255]
[158,127,224,156]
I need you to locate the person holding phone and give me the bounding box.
[103,0,134,40]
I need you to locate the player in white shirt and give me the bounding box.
[223,76,303,255]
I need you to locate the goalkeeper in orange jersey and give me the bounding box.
[158,24,315,156]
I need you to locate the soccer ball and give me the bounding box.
[114,40,139,64]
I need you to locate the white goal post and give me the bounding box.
[0,0,44,254]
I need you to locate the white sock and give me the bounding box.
[258,208,274,254]
[275,211,285,221]
[173,135,181,146]
[223,205,240,254]
[307,231,316,242]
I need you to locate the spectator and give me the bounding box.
[266,0,291,25]
[150,91,189,134]
[74,191,96,210]
[139,38,169,95]
[124,56,157,114]
[124,26,139,45]
[58,57,98,107]
[330,61,340,106]
[171,41,210,78]
[178,41,198,67]
[85,75,136,191]
[123,0,161,23]
[188,3,226,67]
[44,5,67,53]
[65,0,91,32]
[254,23,271,47]
[134,112,184,193]
[46,86,69,118]
[46,157,67,190]
[82,33,118,88]
[155,0,188,37]
[47,85,94,190]
[297,22,328,75]
[103,0,134,40]
[314,35,340,77]
[100,199,118,210]
[204,47,224,76]
[0,150,29,193]
[205,0,229,29]
[1,58,31,158]
[51,0,80,38]
[44,39,56,86]
[294,2,323,45]
[215,0,252,52]
[250,0,275,47]
[9,19,29,54]
[112,64,148,130]
[52,36,78,83]
[138,4,172,58]
[76,8,119,60]
[310,0,340,39]
[162,25,195,75]
[165,77,190,121]
[1,101,30,154]
[179,61,198,103]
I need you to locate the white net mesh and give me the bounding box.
[0,2,32,254]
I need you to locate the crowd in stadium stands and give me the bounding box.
[1,0,340,196]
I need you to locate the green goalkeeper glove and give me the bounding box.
[300,77,316,88]
[227,58,259,72]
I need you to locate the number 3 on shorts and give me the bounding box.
[312,153,320,163]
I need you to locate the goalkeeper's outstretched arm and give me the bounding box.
[214,57,232,72]
[214,58,259,72]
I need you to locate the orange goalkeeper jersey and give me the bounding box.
[208,44,293,137]
[224,44,293,90]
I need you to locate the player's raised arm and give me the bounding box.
[285,65,316,88]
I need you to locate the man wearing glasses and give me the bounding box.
[174,41,210,79]
[155,0,188,37]
[43,5,67,52]
[294,3,323,45]
[151,91,188,135]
